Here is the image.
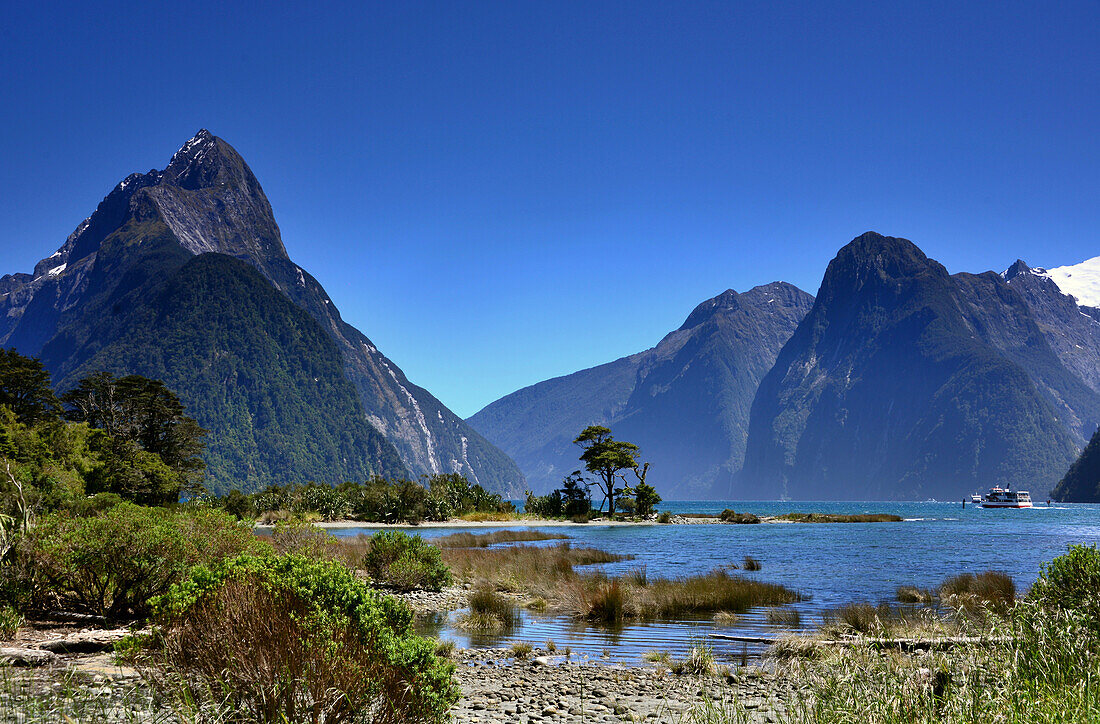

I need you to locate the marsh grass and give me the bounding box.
[896,585,934,604]
[938,571,1015,613]
[509,641,534,659]
[432,530,569,548]
[778,513,904,523]
[458,584,520,633]
[742,556,762,571]
[765,607,802,627]
[567,569,803,621]
[441,542,631,592]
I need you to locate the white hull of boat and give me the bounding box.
[981,501,1033,508]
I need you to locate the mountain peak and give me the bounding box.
[1003,259,1036,281]
[161,129,254,191]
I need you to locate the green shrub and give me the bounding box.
[1029,544,1100,623]
[149,553,457,724]
[657,511,672,523]
[14,503,264,620]
[362,531,451,592]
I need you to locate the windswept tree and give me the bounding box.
[0,349,61,424]
[573,425,641,518]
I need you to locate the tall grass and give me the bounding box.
[431,529,569,548]
[567,569,803,621]
[441,542,630,592]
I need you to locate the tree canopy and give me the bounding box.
[573,425,641,518]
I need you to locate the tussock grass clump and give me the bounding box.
[719,509,761,524]
[510,641,534,659]
[669,645,717,675]
[713,611,739,625]
[432,530,569,548]
[896,585,934,604]
[939,570,1015,612]
[822,602,887,634]
[585,580,626,623]
[742,556,762,571]
[459,584,520,633]
[766,607,802,626]
[778,512,904,523]
[624,565,649,587]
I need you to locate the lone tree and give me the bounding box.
[573,425,641,518]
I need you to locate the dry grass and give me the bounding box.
[742,556,762,571]
[566,569,803,621]
[457,585,520,633]
[896,585,934,604]
[938,570,1016,612]
[777,513,904,523]
[431,530,569,548]
[766,607,802,626]
[441,542,630,592]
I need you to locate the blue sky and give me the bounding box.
[1,1,1098,417]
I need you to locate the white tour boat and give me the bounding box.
[980,485,1033,509]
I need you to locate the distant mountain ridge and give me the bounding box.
[468,282,815,497]
[740,232,1097,500]
[0,130,524,495]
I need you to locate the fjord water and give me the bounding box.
[334,501,1100,663]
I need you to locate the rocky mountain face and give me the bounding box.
[1052,426,1100,502]
[0,130,524,494]
[468,283,815,497]
[740,232,1091,501]
[1003,260,1100,394]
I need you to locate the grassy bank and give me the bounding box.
[776,513,904,523]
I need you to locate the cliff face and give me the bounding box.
[469,282,814,498]
[0,130,524,494]
[740,233,1083,500]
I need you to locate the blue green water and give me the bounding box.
[332,500,1100,663]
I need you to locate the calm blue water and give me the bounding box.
[332,500,1100,663]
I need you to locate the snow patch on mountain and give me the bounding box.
[1041,257,1100,308]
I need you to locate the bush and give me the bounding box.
[362,531,451,592]
[657,511,672,523]
[1029,544,1100,623]
[13,503,264,620]
[149,554,457,724]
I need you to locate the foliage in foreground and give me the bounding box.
[8,503,264,619]
[149,553,458,724]
[691,545,1100,724]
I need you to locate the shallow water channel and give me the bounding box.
[331,500,1100,664]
